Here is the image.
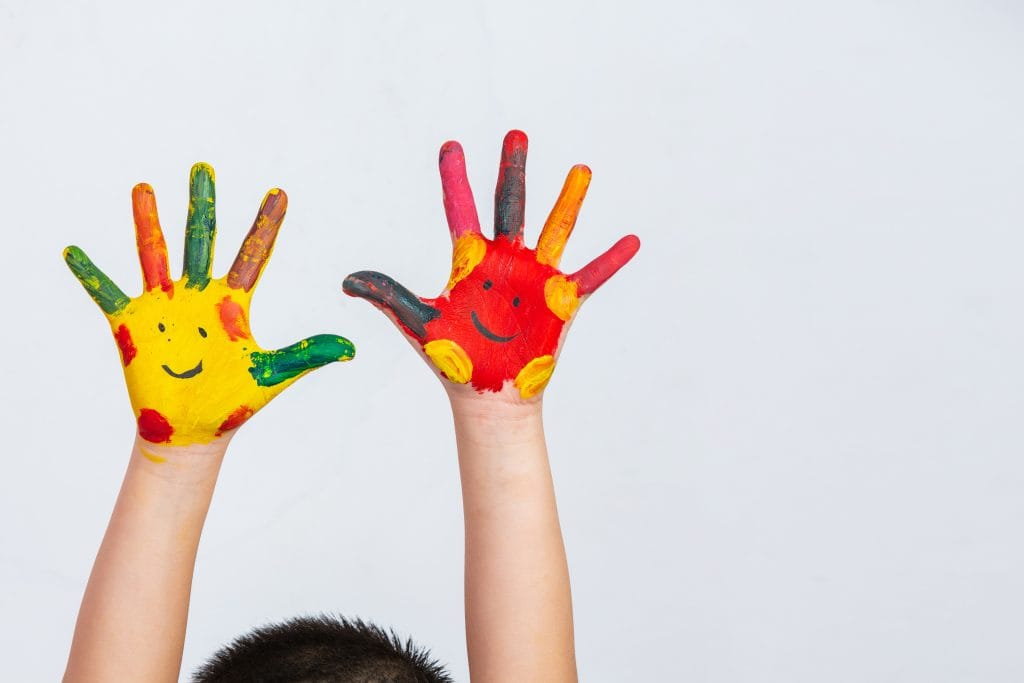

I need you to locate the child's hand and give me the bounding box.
[65,163,354,446]
[344,130,639,401]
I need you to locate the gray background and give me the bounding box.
[1,1,1022,680]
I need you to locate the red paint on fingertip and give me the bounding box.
[138,408,174,443]
[216,406,255,436]
[114,324,137,366]
[502,129,528,150]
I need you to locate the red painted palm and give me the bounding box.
[344,130,640,399]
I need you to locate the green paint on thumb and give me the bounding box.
[249,334,355,387]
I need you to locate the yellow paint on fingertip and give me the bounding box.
[191,162,216,180]
[446,233,486,291]
[544,274,580,321]
[515,355,556,398]
[424,338,473,384]
[140,448,167,464]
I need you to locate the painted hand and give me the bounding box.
[65,164,355,446]
[344,130,639,400]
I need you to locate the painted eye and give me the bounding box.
[483,280,493,290]
[198,327,207,338]
[158,322,166,332]
[512,296,520,307]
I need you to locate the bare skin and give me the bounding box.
[64,436,230,682]
[449,390,577,682]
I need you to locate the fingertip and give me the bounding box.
[337,335,356,360]
[190,162,215,182]
[62,245,79,262]
[261,188,288,217]
[621,233,641,255]
[439,140,465,163]
[132,182,154,198]
[190,164,216,199]
[567,164,593,191]
[571,163,592,177]
[341,271,371,298]
[504,129,528,149]
[132,183,157,215]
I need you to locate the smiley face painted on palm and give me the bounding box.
[65,163,355,446]
[344,131,640,399]
[157,321,206,379]
[419,236,566,393]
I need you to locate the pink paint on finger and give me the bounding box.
[572,234,641,295]
[439,141,481,238]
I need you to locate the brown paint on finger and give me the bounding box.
[227,189,287,292]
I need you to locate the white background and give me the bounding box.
[1,1,1023,680]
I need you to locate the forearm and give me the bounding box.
[451,396,576,683]
[64,436,228,683]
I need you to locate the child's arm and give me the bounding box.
[65,438,228,682]
[450,397,575,681]
[62,164,353,682]
[344,131,639,681]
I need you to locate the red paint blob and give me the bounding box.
[216,405,255,436]
[137,408,174,443]
[114,324,137,366]
[422,238,565,392]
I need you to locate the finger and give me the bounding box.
[494,129,527,242]
[63,245,130,315]
[183,162,216,289]
[536,164,592,267]
[570,234,641,295]
[132,183,173,295]
[227,188,287,292]
[343,270,440,340]
[440,141,481,240]
[249,334,355,387]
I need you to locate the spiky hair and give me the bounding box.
[192,614,452,683]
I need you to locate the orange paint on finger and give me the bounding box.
[536,164,591,267]
[132,184,174,296]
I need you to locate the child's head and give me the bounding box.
[192,615,451,682]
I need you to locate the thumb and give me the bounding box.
[249,334,355,387]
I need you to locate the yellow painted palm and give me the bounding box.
[64,163,354,446]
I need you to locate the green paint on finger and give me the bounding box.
[249,334,356,387]
[184,162,216,289]
[63,245,130,314]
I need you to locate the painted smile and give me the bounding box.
[161,360,204,379]
[471,311,518,343]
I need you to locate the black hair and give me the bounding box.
[192,614,453,683]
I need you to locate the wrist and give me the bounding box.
[447,385,543,420]
[130,434,230,487]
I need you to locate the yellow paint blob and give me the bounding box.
[139,449,167,464]
[445,233,486,291]
[515,355,556,398]
[544,274,580,321]
[424,338,473,384]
